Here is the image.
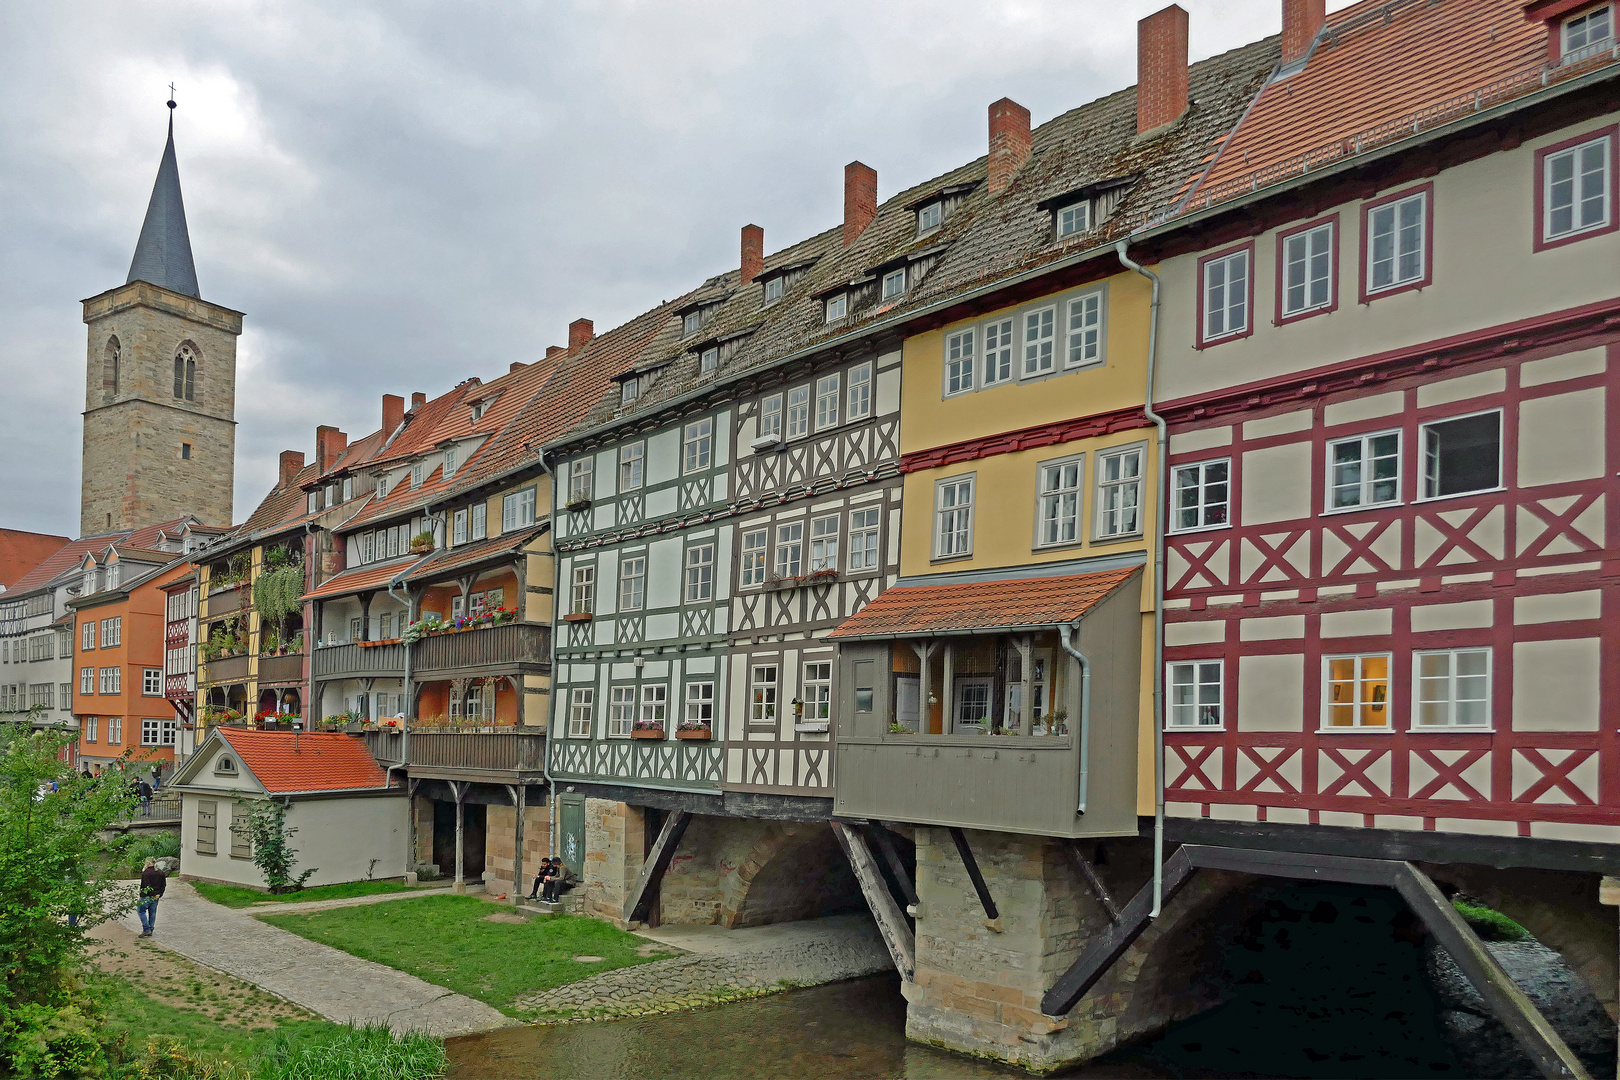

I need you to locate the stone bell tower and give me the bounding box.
[80,99,241,535]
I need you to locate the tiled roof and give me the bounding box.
[218,728,392,794]
[106,547,175,564]
[828,566,1140,638]
[403,525,546,583]
[237,462,325,538]
[301,557,423,602]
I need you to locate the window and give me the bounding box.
[683,418,713,472]
[85,716,97,742]
[741,529,769,586]
[749,665,778,725]
[377,475,389,499]
[1563,4,1613,56]
[31,635,52,662]
[411,463,424,489]
[1066,292,1102,368]
[684,543,714,602]
[619,556,645,611]
[229,804,252,858]
[141,719,177,747]
[1415,649,1491,728]
[196,801,217,855]
[639,683,667,727]
[881,268,905,299]
[60,683,71,709]
[685,681,714,727]
[180,443,192,460]
[700,347,719,374]
[935,476,974,558]
[1057,200,1091,238]
[982,318,1014,385]
[1022,306,1056,376]
[1200,247,1251,344]
[786,386,810,439]
[571,565,595,614]
[173,342,197,401]
[101,617,121,648]
[815,374,840,429]
[1167,661,1224,728]
[917,201,942,233]
[343,477,354,502]
[28,683,53,710]
[1324,654,1391,728]
[1421,412,1501,499]
[945,329,975,396]
[109,717,123,743]
[142,669,161,696]
[764,276,784,304]
[443,446,457,477]
[848,507,880,572]
[1364,188,1428,296]
[1170,459,1230,532]
[1037,457,1083,547]
[622,378,641,407]
[55,628,70,657]
[1279,219,1335,320]
[99,667,119,694]
[775,522,803,579]
[453,509,468,545]
[1095,447,1144,538]
[824,293,847,323]
[1328,431,1400,510]
[568,687,594,738]
[471,503,487,540]
[359,532,375,564]
[847,362,872,421]
[683,311,702,337]
[568,458,594,503]
[379,612,393,639]
[502,487,537,531]
[809,516,839,572]
[955,678,993,732]
[80,668,93,695]
[82,623,94,651]
[464,681,487,723]
[1541,131,1613,245]
[759,395,783,440]
[619,442,645,490]
[802,662,832,722]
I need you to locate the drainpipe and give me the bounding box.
[1058,621,1093,814]
[1114,238,1168,919]
[536,457,560,863]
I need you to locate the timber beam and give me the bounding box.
[1066,840,1120,922]
[866,822,918,908]
[948,827,1001,930]
[832,822,915,979]
[623,810,690,925]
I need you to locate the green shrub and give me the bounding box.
[123,833,181,874]
[131,1036,246,1080]
[1454,899,1530,942]
[0,1000,115,1079]
[251,1024,446,1080]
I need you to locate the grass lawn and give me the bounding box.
[261,895,663,1016]
[193,878,427,908]
[99,974,342,1063]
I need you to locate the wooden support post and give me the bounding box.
[942,642,955,734]
[1066,840,1120,923]
[406,779,420,875]
[507,783,525,906]
[1015,635,1033,736]
[947,827,1000,930]
[832,822,914,979]
[624,810,690,925]
[358,591,373,641]
[450,780,467,895]
[865,822,917,908]
[909,641,935,734]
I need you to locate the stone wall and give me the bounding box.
[582,798,648,925]
[411,797,434,868]
[660,816,861,928]
[483,802,552,895]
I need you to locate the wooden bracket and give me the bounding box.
[832,822,914,978]
[623,810,690,925]
[1066,840,1121,923]
[864,822,918,908]
[947,827,1000,929]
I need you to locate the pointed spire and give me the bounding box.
[126,97,200,298]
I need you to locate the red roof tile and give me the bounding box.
[218,728,392,794]
[828,567,1140,638]
[301,557,424,602]
[403,525,546,584]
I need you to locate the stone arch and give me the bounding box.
[173,340,200,402]
[718,822,862,928]
[102,336,120,401]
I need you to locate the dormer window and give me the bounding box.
[622,378,641,406]
[1564,4,1613,57]
[825,293,848,323]
[763,276,784,304]
[307,492,319,514]
[1056,200,1092,239]
[700,347,719,374]
[214,754,237,776]
[683,311,702,337]
[411,463,424,489]
[917,201,943,235]
[377,475,389,498]
[881,269,906,300]
[342,477,354,502]
[444,446,458,477]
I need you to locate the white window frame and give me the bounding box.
[1169,459,1231,534]
[571,564,595,614]
[621,378,641,407]
[618,556,646,611]
[815,373,840,429]
[568,458,594,503]
[1322,653,1393,730]
[684,543,715,603]
[82,622,94,651]
[1036,455,1083,548]
[142,668,162,696]
[80,668,93,695]
[471,503,487,540]
[619,441,645,490]
[953,677,994,733]
[1327,430,1402,512]
[608,686,636,737]
[775,522,803,579]
[982,318,1014,386]
[453,509,468,545]
[944,329,975,397]
[1413,648,1492,730]
[685,681,714,726]
[809,516,839,572]
[1065,291,1103,369]
[763,275,784,304]
[802,662,832,721]
[740,529,769,587]
[1366,191,1427,294]
[824,293,847,323]
[1166,661,1225,729]
[639,683,667,728]
[934,475,974,559]
[759,395,784,440]
[917,201,942,233]
[1544,133,1612,240]
[881,268,905,299]
[847,361,873,421]
[683,418,713,474]
[700,346,719,374]
[85,716,97,742]
[1418,409,1503,502]
[568,687,594,738]
[786,386,810,439]
[1057,200,1091,238]
[749,665,779,726]
[99,666,119,695]
[1202,248,1250,342]
[1562,4,1613,57]
[683,311,702,337]
[1281,222,1334,317]
[1094,446,1145,540]
[502,486,537,531]
[847,506,880,573]
[1021,305,1056,377]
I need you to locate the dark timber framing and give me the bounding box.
[867,822,917,908]
[948,827,1001,926]
[623,810,691,925]
[832,821,914,979]
[1040,845,1591,1080]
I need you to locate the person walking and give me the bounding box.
[136,777,154,817]
[136,858,166,937]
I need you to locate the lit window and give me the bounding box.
[935,476,974,558]
[701,347,719,374]
[803,662,832,721]
[1414,649,1491,728]
[763,276,784,304]
[1167,661,1223,728]
[1420,412,1501,499]
[1037,457,1082,547]
[825,294,848,323]
[786,386,810,439]
[775,522,803,578]
[1066,292,1102,367]
[619,442,645,490]
[749,665,778,725]
[917,201,942,233]
[740,529,769,587]
[571,565,595,614]
[881,269,905,299]
[1057,201,1091,238]
[684,544,714,602]
[1328,432,1400,510]
[848,507,880,572]
[945,330,975,396]
[686,681,714,726]
[568,687,594,738]
[815,374,840,429]
[809,516,839,572]
[1201,248,1250,341]
[618,556,645,611]
[1022,306,1056,376]
[608,686,635,737]
[1170,459,1230,532]
[759,394,783,440]
[1095,447,1144,538]
[982,318,1014,385]
[1281,222,1334,317]
[1367,191,1427,294]
[683,418,713,472]
[1563,4,1613,57]
[1544,134,1611,240]
[846,362,872,420]
[1324,654,1391,728]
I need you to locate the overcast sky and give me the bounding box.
[0,0,1352,539]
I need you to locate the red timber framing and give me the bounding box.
[1157,305,1620,840]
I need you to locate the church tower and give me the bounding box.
[80,100,241,535]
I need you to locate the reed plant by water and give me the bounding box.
[251,1024,447,1080]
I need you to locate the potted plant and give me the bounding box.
[888,722,914,735]
[676,721,712,741]
[409,531,435,555]
[631,719,665,740]
[799,568,839,586]
[564,496,592,513]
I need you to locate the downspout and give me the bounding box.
[1057,622,1092,814]
[1114,238,1168,919]
[537,457,560,863]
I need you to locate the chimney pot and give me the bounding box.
[988,98,1032,196]
[843,161,878,247]
[382,394,404,434]
[740,224,764,287]
[410,392,426,410]
[315,426,348,472]
[545,345,564,359]
[1136,5,1190,136]
[1281,0,1326,66]
[569,319,594,349]
[279,450,305,487]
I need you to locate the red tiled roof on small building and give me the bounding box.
[218,728,392,794]
[828,566,1140,639]
[403,525,547,584]
[301,558,423,602]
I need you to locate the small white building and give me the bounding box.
[170,727,409,889]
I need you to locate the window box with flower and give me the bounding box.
[676,721,712,741]
[631,719,665,740]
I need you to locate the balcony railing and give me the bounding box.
[257,653,305,685]
[200,654,250,685]
[202,586,247,619]
[365,729,546,777]
[314,642,406,681]
[412,622,550,679]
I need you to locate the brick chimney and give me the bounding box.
[510,361,526,374]
[569,319,594,349]
[410,392,426,411]
[988,98,1032,196]
[279,451,305,487]
[315,426,348,472]
[545,345,564,359]
[382,394,404,434]
[844,161,877,247]
[740,224,764,286]
[1137,5,1190,136]
[1281,0,1325,67]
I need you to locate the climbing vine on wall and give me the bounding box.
[253,565,304,627]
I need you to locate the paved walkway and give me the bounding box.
[117,881,510,1037]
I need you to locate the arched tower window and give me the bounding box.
[173,341,199,402]
[102,337,120,401]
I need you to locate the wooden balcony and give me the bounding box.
[412,622,550,680]
[203,586,247,619]
[200,654,249,686]
[257,653,305,685]
[314,642,405,681]
[365,729,546,781]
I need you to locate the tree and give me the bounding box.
[242,800,316,894]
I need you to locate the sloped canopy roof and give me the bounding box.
[828,566,1140,639]
[204,728,392,795]
[127,112,199,299]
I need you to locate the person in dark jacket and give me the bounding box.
[136,859,166,937]
[528,858,556,901]
[543,860,576,903]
